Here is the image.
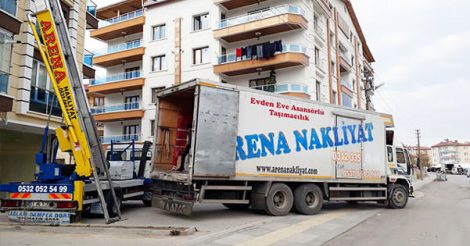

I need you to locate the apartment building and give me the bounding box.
[431,140,470,165]
[0,0,98,183]
[87,0,376,144]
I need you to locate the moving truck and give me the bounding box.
[151,80,413,216]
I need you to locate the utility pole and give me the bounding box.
[416,129,423,180]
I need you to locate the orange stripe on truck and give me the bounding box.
[10,193,31,199]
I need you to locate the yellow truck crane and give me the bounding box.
[0,0,152,224]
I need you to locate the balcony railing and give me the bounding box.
[251,83,309,94]
[99,9,144,27]
[93,40,142,56]
[340,52,351,65]
[0,0,17,16]
[91,102,141,114]
[91,71,142,86]
[29,86,62,117]
[84,49,93,67]
[216,5,305,29]
[341,78,353,91]
[100,134,141,144]
[86,0,97,17]
[218,43,307,64]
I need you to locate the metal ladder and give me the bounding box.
[45,0,121,224]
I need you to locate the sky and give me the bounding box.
[88,0,470,147]
[352,0,470,146]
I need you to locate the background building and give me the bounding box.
[86,0,376,144]
[431,139,470,165]
[0,0,97,183]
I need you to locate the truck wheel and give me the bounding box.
[143,199,152,207]
[388,184,408,209]
[106,191,122,217]
[294,184,323,215]
[223,203,250,210]
[265,183,293,216]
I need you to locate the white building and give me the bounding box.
[87,0,376,144]
[431,140,470,165]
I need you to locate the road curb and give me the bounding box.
[0,222,194,235]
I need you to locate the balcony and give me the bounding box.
[92,40,144,67]
[100,134,141,144]
[0,0,21,34]
[29,86,62,117]
[83,49,95,79]
[88,71,144,94]
[92,102,144,122]
[86,0,98,29]
[339,52,352,72]
[214,5,307,43]
[251,83,310,99]
[90,9,144,41]
[214,0,269,10]
[341,78,354,92]
[214,44,309,76]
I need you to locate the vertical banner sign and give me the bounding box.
[35,10,93,177]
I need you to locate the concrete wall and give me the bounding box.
[0,129,42,183]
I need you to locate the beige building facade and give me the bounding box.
[431,140,470,165]
[0,0,97,183]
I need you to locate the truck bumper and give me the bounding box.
[152,196,194,216]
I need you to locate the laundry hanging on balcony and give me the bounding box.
[235,40,283,60]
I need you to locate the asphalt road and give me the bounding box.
[0,176,439,246]
[324,175,470,246]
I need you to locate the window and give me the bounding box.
[29,60,61,116]
[124,96,139,110]
[396,148,406,164]
[387,146,394,162]
[123,125,138,139]
[193,46,209,65]
[314,47,320,65]
[125,67,140,79]
[331,61,336,76]
[193,13,209,31]
[0,32,13,94]
[352,80,356,90]
[249,77,274,92]
[342,93,352,107]
[313,14,319,30]
[351,55,355,66]
[152,55,166,71]
[316,81,321,101]
[151,87,165,103]
[350,31,353,41]
[94,97,104,107]
[332,90,337,104]
[151,120,155,137]
[152,24,166,40]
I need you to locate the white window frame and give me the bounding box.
[193,13,209,31]
[193,46,209,65]
[152,55,167,72]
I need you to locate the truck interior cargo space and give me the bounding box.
[152,87,195,177]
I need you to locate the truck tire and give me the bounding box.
[143,199,152,207]
[294,184,323,215]
[106,191,122,217]
[265,183,293,216]
[223,203,250,210]
[388,184,408,209]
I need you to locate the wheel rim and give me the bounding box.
[393,189,406,206]
[305,192,317,208]
[273,191,287,208]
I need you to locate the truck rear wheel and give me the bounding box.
[265,183,293,216]
[388,184,408,209]
[294,184,323,215]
